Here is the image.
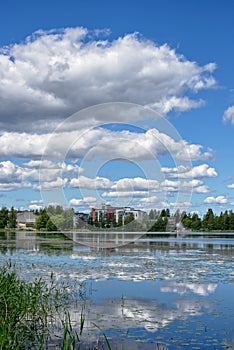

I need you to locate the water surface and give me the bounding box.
[0,231,234,349]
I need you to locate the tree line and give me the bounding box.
[148,208,234,232]
[1,205,234,232]
[34,206,74,231]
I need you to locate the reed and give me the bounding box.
[0,262,69,349]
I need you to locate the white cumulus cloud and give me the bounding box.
[70,197,97,206]
[0,27,216,132]
[227,183,234,189]
[223,105,234,125]
[204,196,228,204]
[161,164,218,179]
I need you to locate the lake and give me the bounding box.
[0,231,234,349]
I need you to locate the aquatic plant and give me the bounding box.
[0,262,70,349]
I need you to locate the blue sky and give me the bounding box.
[0,0,234,215]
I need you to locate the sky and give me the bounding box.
[0,0,234,215]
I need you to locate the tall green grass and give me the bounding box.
[0,262,70,349]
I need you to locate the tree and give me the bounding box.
[50,215,64,230]
[88,216,93,226]
[8,206,17,229]
[149,216,168,232]
[65,208,74,229]
[35,209,49,230]
[161,209,167,218]
[149,209,155,220]
[124,213,135,225]
[0,207,9,228]
[173,209,181,223]
[202,208,215,231]
[182,215,192,229]
[190,213,201,231]
[166,208,170,217]
[112,218,118,228]
[229,210,234,231]
[117,214,123,227]
[46,219,57,231]
[222,210,230,231]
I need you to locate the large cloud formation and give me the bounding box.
[0,27,216,132]
[0,127,214,161]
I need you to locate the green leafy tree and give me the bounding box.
[124,213,135,225]
[50,215,65,230]
[35,209,49,230]
[55,205,64,215]
[46,219,57,231]
[182,215,192,229]
[63,208,74,230]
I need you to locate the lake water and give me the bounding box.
[0,231,234,349]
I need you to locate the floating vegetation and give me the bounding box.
[0,234,234,349]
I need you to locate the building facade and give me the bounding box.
[91,204,145,224]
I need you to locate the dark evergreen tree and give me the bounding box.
[0,207,9,228]
[190,213,201,231]
[8,206,17,229]
[149,209,155,220]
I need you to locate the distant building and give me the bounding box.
[91,204,115,222]
[17,211,37,228]
[91,204,145,224]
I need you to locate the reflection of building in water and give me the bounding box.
[17,210,36,228]
[16,231,37,250]
[72,231,143,248]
